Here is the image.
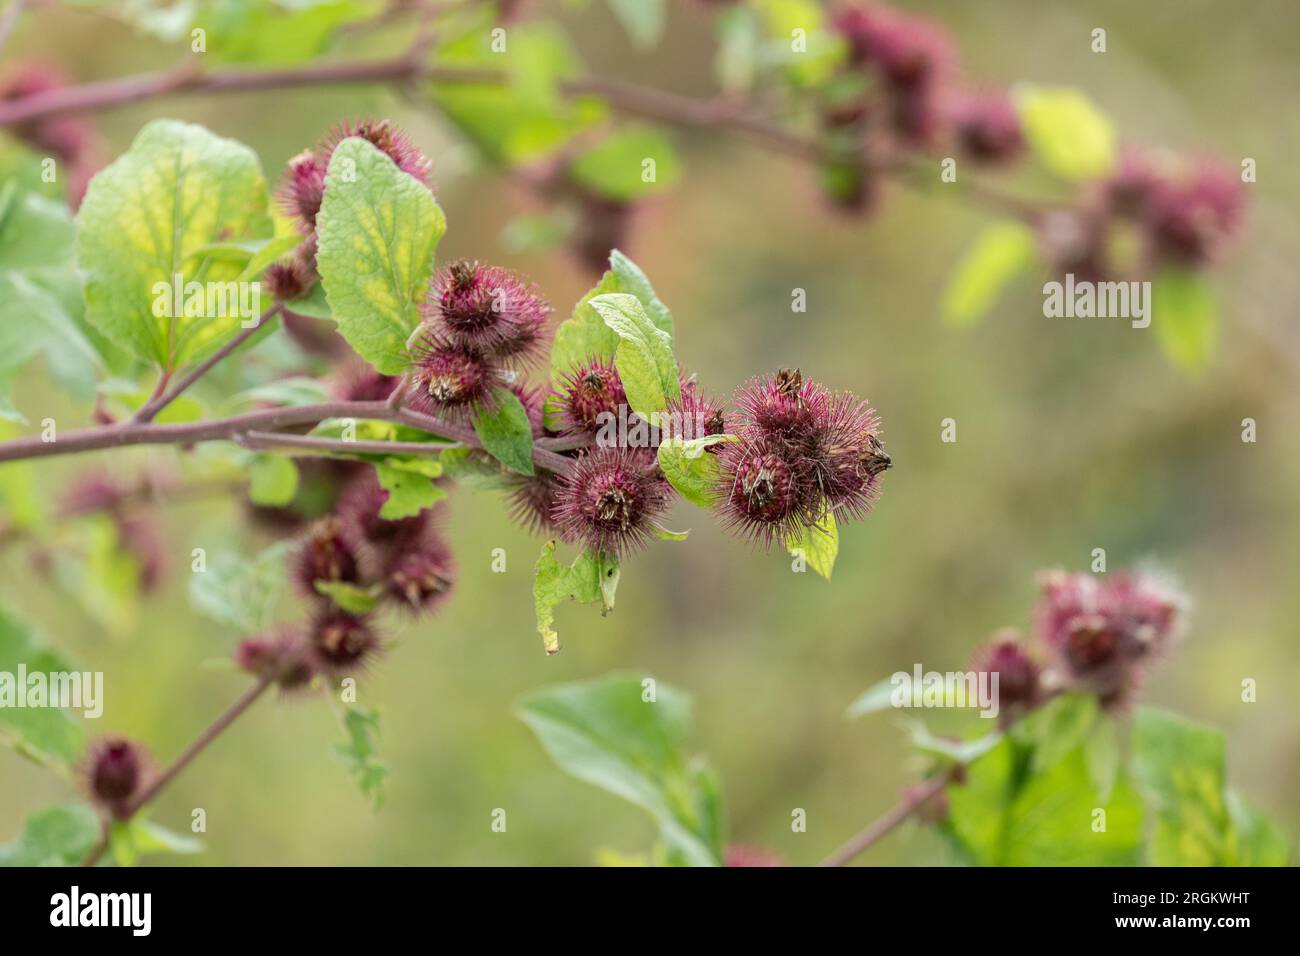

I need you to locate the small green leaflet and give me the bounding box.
[109,818,203,867]
[516,673,724,866]
[785,508,838,580]
[570,126,681,202]
[333,704,388,810]
[188,541,294,633]
[844,677,896,719]
[314,580,381,615]
[0,804,100,867]
[371,457,446,519]
[550,250,673,389]
[941,220,1038,327]
[656,434,733,508]
[532,541,620,655]
[1151,268,1218,372]
[588,293,679,418]
[195,234,303,280]
[248,454,299,506]
[0,607,85,769]
[316,137,445,375]
[1015,86,1116,182]
[471,387,535,476]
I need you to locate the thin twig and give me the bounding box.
[81,673,276,867]
[817,769,955,867]
[133,304,283,424]
[238,429,463,457]
[0,399,577,473]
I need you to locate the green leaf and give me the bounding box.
[316,136,445,375]
[333,704,388,810]
[517,673,724,866]
[532,541,619,655]
[1151,268,1218,371]
[906,720,1003,766]
[196,233,303,281]
[127,818,203,858]
[943,736,1143,866]
[431,24,606,165]
[941,220,1038,327]
[0,804,100,867]
[1016,86,1116,182]
[77,119,271,371]
[785,508,837,579]
[1132,708,1289,866]
[1012,693,1099,773]
[844,677,896,719]
[605,0,665,49]
[0,190,103,418]
[588,293,679,418]
[1086,714,1123,803]
[570,127,681,202]
[752,0,845,87]
[188,541,293,633]
[656,434,732,508]
[371,457,446,519]
[550,249,673,387]
[471,387,535,476]
[248,454,300,506]
[314,580,381,615]
[0,608,85,769]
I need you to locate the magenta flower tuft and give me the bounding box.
[426,260,552,364]
[85,737,149,819]
[277,150,327,232]
[714,440,808,548]
[309,609,380,674]
[557,356,627,434]
[950,90,1023,164]
[293,516,360,596]
[320,118,433,185]
[1034,570,1185,705]
[408,336,496,418]
[1146,161,1245,265]
[551,447,672,556]
[970,630,1040,713]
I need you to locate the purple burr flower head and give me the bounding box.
[551,446,673,556]
[309,609,380,674]
[1034,569,1185,706]
[951,90,1023,164]
[426,260,552,364]
[320,118,433,185]
[409,336,496,417]
[557,357,627,434]
[85,737,149,819]
[970,630,1040,711]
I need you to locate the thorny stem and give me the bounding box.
[817,769,956,867]
[81,672,276,867]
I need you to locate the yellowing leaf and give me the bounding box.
[1016,86,1116,182]
[316,137,445,375]
[77,119,272,371]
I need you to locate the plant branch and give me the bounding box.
[133,304,283,423]
[237,429,463,457]
[817,768,956,867]
[0,399,576,473]
[81,673,276,867]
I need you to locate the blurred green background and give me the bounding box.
[2,0,1298,864]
